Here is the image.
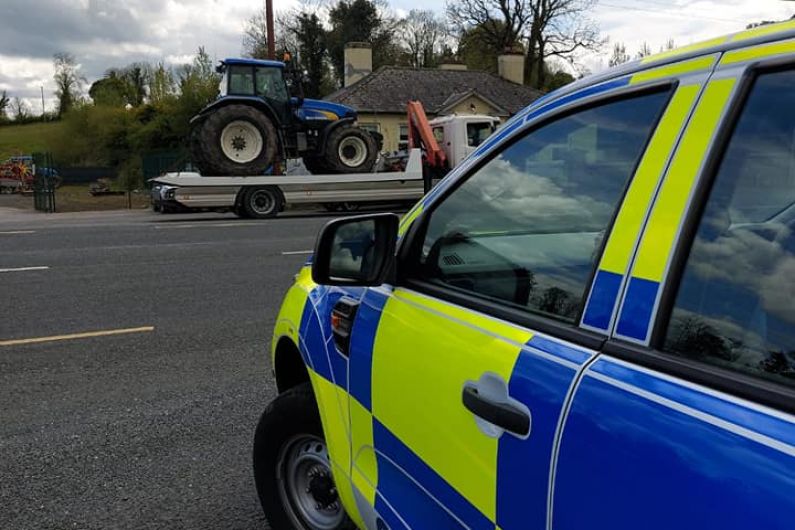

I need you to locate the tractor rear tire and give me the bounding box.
[192,105,278,176]
[324,125,378,174]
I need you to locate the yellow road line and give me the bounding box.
[0,326,155,347]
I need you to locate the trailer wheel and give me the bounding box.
[243,186,282,219]
[193,105,278,176]
[324,126,378,174]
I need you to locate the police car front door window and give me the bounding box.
[417,90,670,323]
[663,69,795,389]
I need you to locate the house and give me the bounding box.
[325,43,544,152]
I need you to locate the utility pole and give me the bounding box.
[266,0,275,60]
[41,86,45,116]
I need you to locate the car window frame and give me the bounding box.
[396,82,676,351]
[605,57,795,415]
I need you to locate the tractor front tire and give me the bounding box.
[192,105,278,176]
[324,125,378,174]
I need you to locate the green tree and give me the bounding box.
[458,21,522,74]
[543,63,575,90]
[89,72,129,106]
[120,63,150,107]
[327,0,403,84]
[149,63,176,105]
[289,12,333,98]
[54,53,84,116]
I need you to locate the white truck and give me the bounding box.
[151,110,500,218]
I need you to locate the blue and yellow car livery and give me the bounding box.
[264,20,795,530]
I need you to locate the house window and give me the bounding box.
[359,123,380,134]
[399,124,409,151]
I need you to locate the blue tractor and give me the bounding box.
[190,58,382,176]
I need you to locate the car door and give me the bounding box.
[553,46,795,529]
[343,76,689,530]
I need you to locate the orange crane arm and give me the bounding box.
[406,100,447,170]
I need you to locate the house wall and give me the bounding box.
[446,96,502,117]
[357,113,414,153]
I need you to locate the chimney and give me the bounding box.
[497,53,524,84]
[439,62,467,71]
[344,42,372,87]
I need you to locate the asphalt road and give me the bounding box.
[0,208,343,529]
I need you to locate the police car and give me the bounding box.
[253,21,795,530]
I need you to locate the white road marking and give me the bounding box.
[153,222,254,230]
[0,266,49,273]
[0,230,36,235]
[281,250,313,255]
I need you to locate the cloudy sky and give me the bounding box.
[1,0,793,114]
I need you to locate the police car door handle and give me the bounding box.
[462,386,530,437]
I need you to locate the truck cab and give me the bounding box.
[430,114,501,168]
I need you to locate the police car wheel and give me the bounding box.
[253,383,356,530]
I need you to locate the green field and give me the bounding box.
[0,121,63,160]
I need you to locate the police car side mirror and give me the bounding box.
[312,213,399,286]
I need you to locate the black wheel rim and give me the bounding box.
[250,190,275,215]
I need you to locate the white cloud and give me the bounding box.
[0,0,791,114]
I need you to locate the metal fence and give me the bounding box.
[31,152,57,213]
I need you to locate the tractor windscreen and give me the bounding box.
[255,67,288,102]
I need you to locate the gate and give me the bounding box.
[32,152,57,213]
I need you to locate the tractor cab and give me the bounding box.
[217,58,293,126]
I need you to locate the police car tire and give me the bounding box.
[194,104,278,176]
[253,383,356,530]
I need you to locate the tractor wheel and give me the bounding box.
[192,105,278,176]
[302,156,329,175]
[324,125,378,174]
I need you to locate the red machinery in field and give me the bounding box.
[0,156,34,193]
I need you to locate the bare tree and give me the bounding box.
[54,53,84,116]
[636,41,652,59]
[10,97,29,121]
[0,90,9,120]
[243,4,301,59]
[525,0,602,88]
[446,0,602,88]
[403,9,447,68]
[243,7,272,59]
[446,0,533,56]
[608,41,630,67]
